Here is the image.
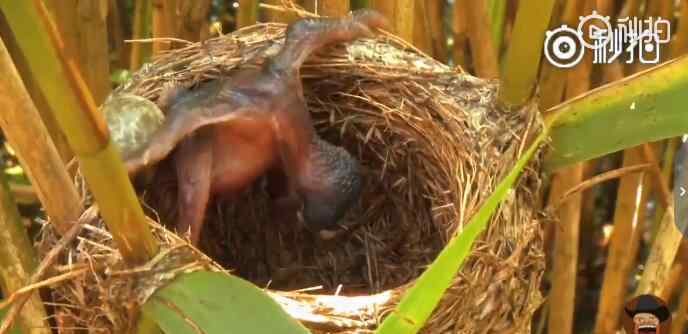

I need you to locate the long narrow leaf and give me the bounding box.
[375,128,547,334]
[544,55,688,170]
[142,271,310,334]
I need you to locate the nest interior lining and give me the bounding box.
[44,23,545,333]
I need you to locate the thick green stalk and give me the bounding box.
[0,31,82,236]
[498,0,556,108]
[0,12,73,163]
[237,0,258,28]
[0,0,158,265]
[351,0,368,10]
[544,55,688,170]
[487,0,506,55]
[0,172,50,334]
[44,0,111,104]
[130,0,153,71]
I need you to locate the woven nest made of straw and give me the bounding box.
[38,21,546,334]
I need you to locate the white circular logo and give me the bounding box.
[544,25,585,68]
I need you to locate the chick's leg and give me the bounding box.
[268,9,389,72]
[174,128,214,245]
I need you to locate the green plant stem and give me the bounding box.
[487,0,506,55]
[0,33,82,235]
[544,55,688,170]
[0,12,73,163]
[498,0,556,108]
[237,0,258,28]
[44,0,111,104]
[0,0,158,265]
[130,0,153,71]
[650,138,679,243]
[351,0,367,10]
[0,172,50,334]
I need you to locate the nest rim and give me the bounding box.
[43,21,545,334]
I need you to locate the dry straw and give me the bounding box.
[37,22,545,333]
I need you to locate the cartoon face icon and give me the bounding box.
[632,312,660,333]
[622,294,671,334]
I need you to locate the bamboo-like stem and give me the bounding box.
[646,0,673,23]
[547,166,582,334]
[619,0,640,18]
[107,0,129,70]
[592,148,647,334]
[0,36,82,236]
[44,0,111,104]
[369,0,414,43]
[152,0,177,54]
[393,0,413,45]
[633,208,682,295]
[0,172,50,334]
[9,184,38,205]
[451,0,468,68]
[412,0,446,62]
[237,0,259,28]
[651,138,679,242]
[130,0,153,71]
[0,12,73,163]
[177,0,212,42]
[426,0,447,62]
[302,0,350,17]
[262,0,299,24]
[674,0,688,58]
[1,0,158,265]
[487,0,506,54]
[459,0,498,78]
[351,0,367,10]
[659,261,684,302]
[547,19,593,332]
[537,0,586,110]
[671,271,688,334]
[498,0,556,108]
[413,0,433,57]
[591,8,662,332]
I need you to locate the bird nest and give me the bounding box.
[38,23,546,333]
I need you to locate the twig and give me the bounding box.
[0,220,83,334]
[0,268,88,310]
[125,37,195,46]
[259,3,317,18]
[550,163,652,210]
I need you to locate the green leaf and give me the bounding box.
[0,304,22,334]
[141,271,310,334]
[544,55,688,170]
[375,130,547,334]
[487,0,506,53]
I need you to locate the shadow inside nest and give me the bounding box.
[140,124,446,295]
